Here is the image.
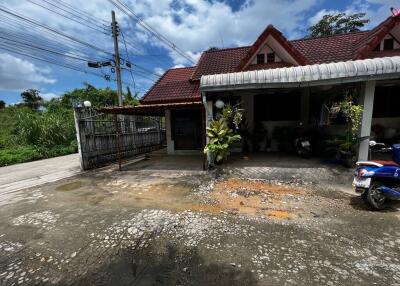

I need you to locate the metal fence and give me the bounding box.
[74,107,166,170]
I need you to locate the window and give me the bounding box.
[256,54,265,64]
[373,86,400,118]
[254,92,301,121]
[267,52,275,63]
[383,38,394,50]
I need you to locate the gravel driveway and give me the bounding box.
[0,164,399,286]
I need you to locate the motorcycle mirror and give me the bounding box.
[369,140,377,147]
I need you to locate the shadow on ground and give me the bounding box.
[349,195,400,212]
[53,244,258,286]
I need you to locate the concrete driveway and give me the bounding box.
[0,156,400,285]
[0,154,80,204]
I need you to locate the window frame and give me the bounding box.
[256,54,265,64]
[267,52,275,63]
[383,38,394,50]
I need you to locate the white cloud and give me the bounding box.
[172,64,186,69]
[308,9,341,25]
[127,0,321,64]
[41,92,60,100]
[154,67,165,76]
[0,53,56,91]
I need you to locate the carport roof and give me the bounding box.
[200,56,400,91]
[98,101,203,116]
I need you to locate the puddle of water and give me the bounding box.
[56,181,83,192]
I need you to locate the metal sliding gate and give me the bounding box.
[74,107,166,170]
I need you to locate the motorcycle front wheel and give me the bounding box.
[365,182,388,210]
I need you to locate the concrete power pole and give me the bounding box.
[111,10,123,106]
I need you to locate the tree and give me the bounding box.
[60,83,119,108]
[124,86,139,106]
[21,89,43,110]
[0,100,5,109]
[308,13,369,37]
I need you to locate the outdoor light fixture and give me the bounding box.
[215,99,225,109]
[83,100,92,108]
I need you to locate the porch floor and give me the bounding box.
[122,149,204,172]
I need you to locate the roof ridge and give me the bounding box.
[169,66,196,70]
[202,45,251,53]
[290,30,371,42]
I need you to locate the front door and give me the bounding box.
[171,109,202,150]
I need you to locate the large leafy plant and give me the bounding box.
[204,118,241,163]
[337,95,363,152]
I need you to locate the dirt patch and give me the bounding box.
[191,178,310,219]
[269,210,290,219]
[214,178,307,196]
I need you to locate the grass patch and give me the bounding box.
[0,144,77,167]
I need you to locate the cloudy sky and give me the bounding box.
[0,0,398,104]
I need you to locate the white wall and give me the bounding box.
[165,109,174,155]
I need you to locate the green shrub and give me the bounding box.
[0,144,78,167]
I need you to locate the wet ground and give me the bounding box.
[1,160,400,286]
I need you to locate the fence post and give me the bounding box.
[73,107,85,170]
[114,114,122,171]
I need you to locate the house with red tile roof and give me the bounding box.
[103,13,400,166]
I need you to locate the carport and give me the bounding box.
[73,101,207,171]
[200,56,400,167]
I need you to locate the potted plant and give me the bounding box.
[204,105,243,165]
[328,93,364,167]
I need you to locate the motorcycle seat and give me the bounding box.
[357,160,399,167]
[371,160,399,167]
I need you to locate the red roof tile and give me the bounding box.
[354,15,400,59]
[244,62,294,71]
[291,31,370,64]
[191,46,250,80]
[141,67,200,104]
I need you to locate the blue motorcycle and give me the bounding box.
[353,144,400,210]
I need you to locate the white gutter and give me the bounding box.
[200,56,400,91]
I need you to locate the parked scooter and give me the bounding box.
[294,123,312,158]
[353,143,400,210]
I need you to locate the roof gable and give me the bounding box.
[236,25,309,71]
[354,15,400,59]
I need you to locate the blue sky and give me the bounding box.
[0,0,397,104]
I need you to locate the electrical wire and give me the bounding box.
[120,29,138,94]
[0,34,96,62]
[0,44,138,87]
[108,0,196,64]
[0,6,113,57]
[25,0,109,34]
[50,0,109,25]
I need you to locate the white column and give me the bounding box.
[242,94,254,134]
[358,81,376,161]
[165,109,174,155]
[300,88,310,125]
[73,108,84,170]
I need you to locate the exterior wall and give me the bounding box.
[165,109,175,155]
[376,34,400,51]
[165,109,203,155]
